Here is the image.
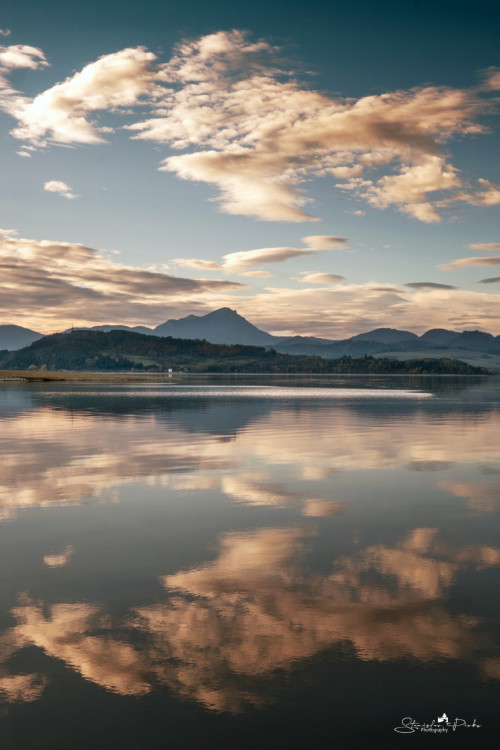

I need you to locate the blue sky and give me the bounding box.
[1,0,500,336]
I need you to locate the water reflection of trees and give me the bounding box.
[2,394,500,520]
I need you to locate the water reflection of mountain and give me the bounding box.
[2,383,500,520]
[1,379,499,435]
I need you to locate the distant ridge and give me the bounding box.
[2,311,500,371]
[0,329,487,375]
[350,328,419,344]
[0,324,43,351]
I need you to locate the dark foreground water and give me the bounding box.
[1,375,499,749]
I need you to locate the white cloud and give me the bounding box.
[44,180,79,200]
[0,44,47,70]
[0,29,11,37]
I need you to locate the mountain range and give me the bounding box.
[1,308,500,370]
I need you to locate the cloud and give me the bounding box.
[302,235,349,250]
[222,246,317,271]
[439,256,500,271]
[216,282,500,337]
[128,31,492,222]
[447,179,500,208]
[294,273,345,284]
[3,47,157,147]
[0,232,244,330]
[404,282,457,290]
[43,180,79,200]
[482,66,500,91]
[363,156,460,223]
[161,150,318,222]
[174,235,350,277]
[0,44,47,70]
[0,29,11,37]
[172,258,222,271]
[220,235,349,273]
[240,269,273,278]
[478,276,500,284]
[1,30,496,222]
[468,243,500,252]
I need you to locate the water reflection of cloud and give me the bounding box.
[2,526,499,710]
[43,545,74,567]
[2,398,500,519]
[0,674,47,703]
[439,480,500,512]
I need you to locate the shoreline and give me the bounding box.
[0,370,179,382]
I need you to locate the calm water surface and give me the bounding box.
[1,375,499,748]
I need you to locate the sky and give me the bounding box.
[1,0,500,337]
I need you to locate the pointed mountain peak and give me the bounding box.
[207,307,240,318]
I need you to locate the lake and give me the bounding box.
[1,375,499,748]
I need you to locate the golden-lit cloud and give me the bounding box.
[223,246,315,271]
[0,231,244,330]
[1,31,497,222]
[293,272,345,284]
[172,258,223,271]
[218,283,500,337]
[439,256,500,271]
[363,156,460,222]
[2,47,157,147]
[468,242,500,252]
[173,235,349,277]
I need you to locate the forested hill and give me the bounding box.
[0,329,489,374]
